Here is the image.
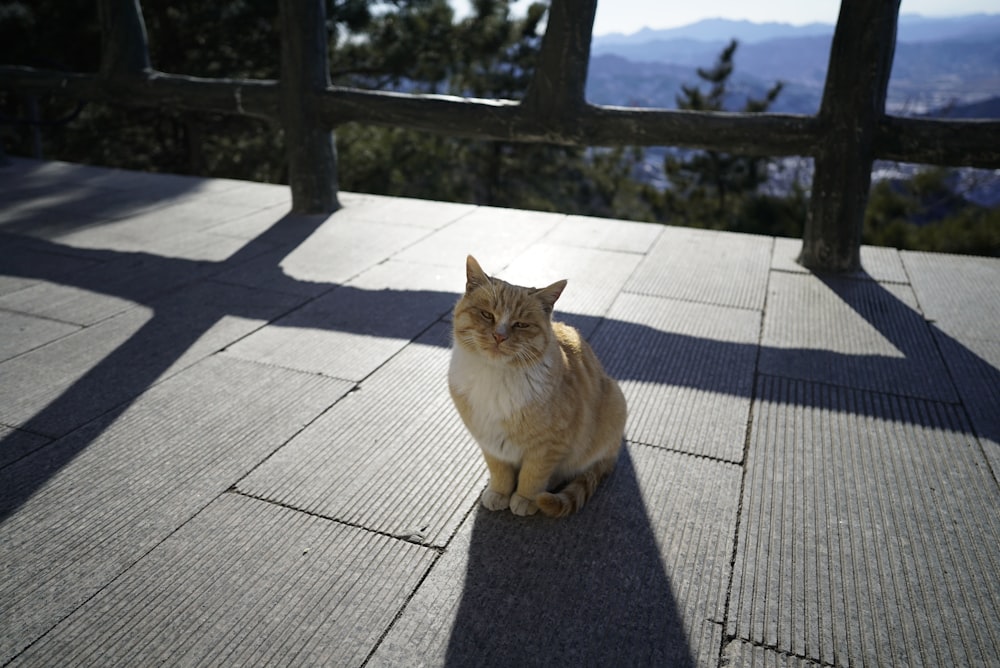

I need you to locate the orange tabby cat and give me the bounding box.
[448,255,627,517]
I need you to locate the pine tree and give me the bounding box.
[662,39,784,229]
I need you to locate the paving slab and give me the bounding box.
[237,323,483,547]
[9,493,435,668]
[0,279,306,437]
[625,226,772,310]
[370,443,741,668]
[591,293,760,461]
[499,243,644,337]
[760,271,957,402]
[223,260,458,381]
[0,355,353,664]
[0,425,51,469]
[902,250,1000,343]
[933,333,1000,477]
[721,639,821,667]
[0,309,80,362]
[729,375,1000,667]
[547,214,664,254]
[393,205,564,269]
[771,236,909,283]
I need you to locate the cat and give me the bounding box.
[448,255,627,518]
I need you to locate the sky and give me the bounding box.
[452,1,999,36]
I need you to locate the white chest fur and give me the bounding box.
[448,344,553,463]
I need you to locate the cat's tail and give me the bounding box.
[536,457,616,518]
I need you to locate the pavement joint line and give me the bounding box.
[227,488,448,552]
[619,287,767,313]
[723,635,838,668]
[627,439,745,467]
[717,244,772,668]
[753,371,967,407]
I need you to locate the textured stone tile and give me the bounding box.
[903,250,1000,343]
[548,215,663,254]
[0,356,353,664]
[0,280,307,437]
[591,293,760,461]
[771,237,908,283]
[0,426,51,469]
[722,639,823,667]
[370,443,741,667]
[933,333,1000,478]
[393,205,564,269]
[223,261,457,381]
[237,323,482,547]
[729,376,1000,667]
[0,310,80,362]
[347,194,477,229]
[11,494,435,667]
[626,226,772,310]
[760,272,957,402]
[499,243,644,337]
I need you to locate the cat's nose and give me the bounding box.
[493,331,507,344]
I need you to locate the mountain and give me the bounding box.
[587,14,1000,116]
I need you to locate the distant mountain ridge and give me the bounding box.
[593,13,1000,47]
[587,13,1000,117]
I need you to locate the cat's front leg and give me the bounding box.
[510,454,558,516]
[480,451,516,511]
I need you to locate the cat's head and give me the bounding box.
[453,255,566,367]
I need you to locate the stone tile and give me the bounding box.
[370,443,741,667]
[0,236,103,297]
[0,280,307,437]
[729,376,1000,667]
[903,250,1000,343]
[237,323,482,547]
[0,356,353,664]
[0,310,80,362]
[771,237,908,283]
[0,426,51,469]
[393,205,564,269]
[760,271,957,402]
[626,226,772,310]
[347,194,477,229]
[591,293,760,461]
[12,494,435,667]
[721,639,823,667]
[498,243,645,337]
[547,215,663,254]
[933,333,1000,478]
[223,259,457,381]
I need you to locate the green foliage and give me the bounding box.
[864,168,1000,256]
[661,39,786,231]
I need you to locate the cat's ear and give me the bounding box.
[465,255,490,293]
[533,279,567,314]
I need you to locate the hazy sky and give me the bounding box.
[452,1,999,35]
[592,0,999,35]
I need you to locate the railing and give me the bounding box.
[2,0,999,272]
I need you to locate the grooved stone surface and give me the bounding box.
[729,376,1000,667]
[238,324,483,547]
[0,310,79,362]
[223,260,458,382]
[760,272,957,402]
[721,639,822,667]
[0,280,306,438]
[546,215,663,254]
[771,237,908,283]
[499,243,644,337]
[903,250,1000,342]
[393,205,564,269]
[591,293,760,461]
[370,443,741,668]
[0,356,353,664]
[10,494,436,667]
[625,226,772,310]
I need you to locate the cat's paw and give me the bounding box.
[481,488,510,511]
[510,493,538,516]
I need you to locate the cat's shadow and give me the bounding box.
[444,445,696,667]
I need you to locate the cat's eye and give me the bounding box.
[514,321,530,329]
[480,310,494,321]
